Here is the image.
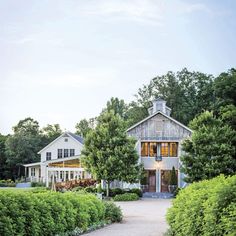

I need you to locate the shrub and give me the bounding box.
[31,182,46,187]
[0,179,16,187]
[109,188,124,197]
[129,188,143,197]
[166,175,236,236]
[114,193,139,201]
[84,186,97,193]
[104,201,123,222]
[0,189,122,236]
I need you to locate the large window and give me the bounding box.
[169,143,178,157]
[70,149,75,157]
[64,149,69,158]
[46,152,51,161]
[141,142,149,156]
[31,168,35,177]
[58,149,63,158]
[149,142,157,157]
[161,143,169,157]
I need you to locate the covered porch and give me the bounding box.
[23,162,42,182]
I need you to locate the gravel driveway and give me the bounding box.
[84,198,172,236]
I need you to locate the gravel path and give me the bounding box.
[84,198,172,236]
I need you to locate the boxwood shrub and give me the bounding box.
[114,193,139,201]
[0,189,122,236]
[166,175,236,236]
[104,201,123,222]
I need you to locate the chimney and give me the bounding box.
[148,98,171,116]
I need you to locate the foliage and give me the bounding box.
[31,182,46,187]
[84,186,97,193]
[169,167,177,186]
[40,124,62,146]
[134,68,214,126]
[0,190,122,236]
[0,179,16,187]
[128,188,143,197]
[0,134,9,179]
[166,175,236,236]
[181,111,236,183]
[75,118,96,138]
[81,111,142,196]
[104,201,123,222]
[113,193,139,201]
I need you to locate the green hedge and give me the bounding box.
[0,190,122,236]
[114,193,139,201]
[166,175,236,236]
[0,179,16,187]
[104,201,123,222]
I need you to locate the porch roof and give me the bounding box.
[23,162,41,167]
[43,155,80,164]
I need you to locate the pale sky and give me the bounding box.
[1,0,236,135]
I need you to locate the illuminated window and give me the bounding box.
[58,149,63,158]
[141,142,149,156]
[149,142,157,157]
[170,143,178,157]
[161,143,168,157]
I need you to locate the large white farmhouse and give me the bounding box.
[24,98,192,192]
[24,132,91,187]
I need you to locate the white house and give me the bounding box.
[126,98,192,192]
[24,98,191,192]
[24,132,91,187]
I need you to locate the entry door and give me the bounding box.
[148,170,156,192]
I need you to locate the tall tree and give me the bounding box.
[5,118,42,179]
[81,111,142,196]
[41,124,62,145]
[0,134,9,179]
[75,118,96,138]
[181,111,236,183]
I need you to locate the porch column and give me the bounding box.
[156,169,161,192]
[68,171,71,180]
[46,166,49,188]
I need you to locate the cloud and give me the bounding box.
[76,0,164,26]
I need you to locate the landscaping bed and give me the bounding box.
[0,189,122,236]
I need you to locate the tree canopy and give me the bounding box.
[81,111,142,196]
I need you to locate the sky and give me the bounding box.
[1,0,236,135]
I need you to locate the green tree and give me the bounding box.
[5,118,42,179]
[220,104,236,130]
[41,124,62,145]
[213,68,236,109]
[81,111,142,196]
[75,118,96,138]
[181,111,236,183]
[0,134,9,179]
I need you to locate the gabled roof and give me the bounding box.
[126,111,192,133]
[38,132,84,154]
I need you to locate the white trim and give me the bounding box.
[23,162,41,167]
[43,155,81,164]
[38,132,83,154]
[126,111,192,133]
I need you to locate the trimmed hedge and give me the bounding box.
[166,175,236,236]
[114,193,139,201]
[0,190,122,236]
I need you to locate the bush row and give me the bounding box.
[114,193,139,201]
[0,179,16,187]
[0,190,122,236]
[166,175,236,236]
[72,186,142,198]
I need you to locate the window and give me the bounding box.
[46,152,51,161]
[31,168,35,177]
[58,149,63,158]
[70,149,75,156]
[161,143,169,157]
[64,149,69,157]
[65,138,68,142]
[170,143,178,157]
[149,142,157,157]
[141,142,149,156]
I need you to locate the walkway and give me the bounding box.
[85,198,172,236]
